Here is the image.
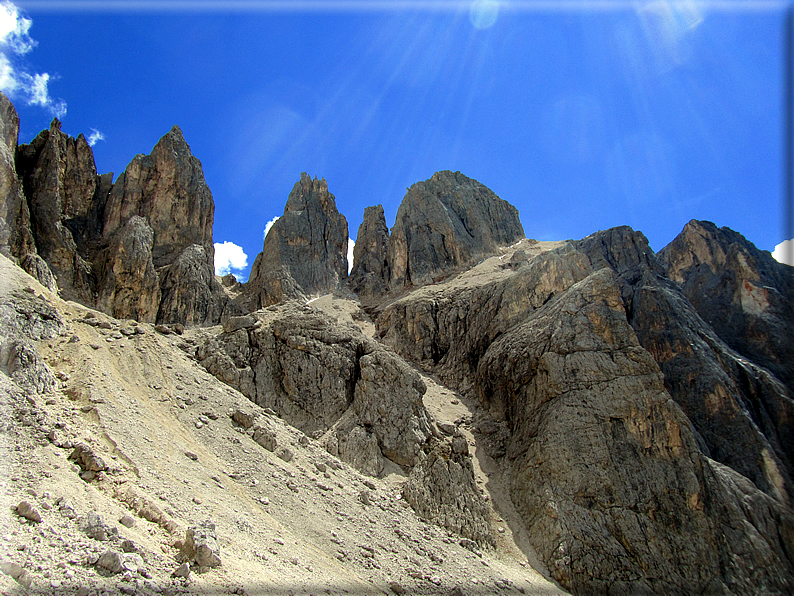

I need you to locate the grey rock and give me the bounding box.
[198,303,433,473]
[14,501,41,523]
[223,315,256,334]
[183,521,222,568]
[243,173,348,308]
[402,437,494,547]
[231,409,255,429]
[0,561,32,589]
[348,204,390,300]
[387,170,524,288]
[659,219,794,392]
[69,442,107,472]
[476,266,794,594]
[94,215,161,322]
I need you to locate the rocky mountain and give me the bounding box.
[1,94,793,596]
[242,173,349,310]
[0,92,236,326]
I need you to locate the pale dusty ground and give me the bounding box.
[0,253,568,595]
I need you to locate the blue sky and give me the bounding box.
[3,0,792,279]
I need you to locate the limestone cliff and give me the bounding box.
[387,170,524,289]
[0,93,235,326]
[348,204,390,300]
[243,173,349,309]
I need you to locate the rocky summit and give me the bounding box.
[1,92,793,596]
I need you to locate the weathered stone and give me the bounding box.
[0,92,35,265]
[244,173,348,308]
[198,303,433,472]
[476,267,794,594]
[223,315,256,334]
[348,204,390,299]
[15,118,101,304]
[69,442,107,472]
[402,437,493,547]
[15,501,41,523]
[183,521,221,568]
[387,171,524,288]
[94,215,160,322]
[354,350,432,467]
[576,226,794,505]
[157,243,240,326]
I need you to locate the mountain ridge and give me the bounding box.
[1,93,793,595]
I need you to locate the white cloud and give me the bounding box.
[87,128,105,146]
[214,241,248,277]
[773,239,794,266]
[263,215,280,240]
[347,238,354,274]
[0,1,66,117]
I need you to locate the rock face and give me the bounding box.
[0,93,234,326]
[0,93,35,267]
[243,173,348,309]
[196,302,432,474]
[387,171,524,288]
[575,226,794,506]
[348,204,390,300]
[658,219,794,393]
[402,435,494,547]
[374,228,794,594]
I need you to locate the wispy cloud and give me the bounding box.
[263,215,280,240]
[214,241,248,277]
[0,1,66,117]
[87,127,105,146]
[773,239,793,266]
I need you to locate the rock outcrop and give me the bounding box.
[243,173,348,309]
[658,219,794,393]
[374,228,794,594]
[348,204,390,300]
[387,170,524,289]
[402,435,494,547]
[196,302,432,474]
[575,226,794,505]
[0,93,35,268]
[0,93,235,326]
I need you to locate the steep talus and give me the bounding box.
[0,254,562,595]
[0,92,235,326]
[243,173,349,309]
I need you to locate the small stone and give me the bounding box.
[120,515,135,528]
[172,562,190,578]
[389,581,404,594]
[96,550,123,573]
[185,451,198,461]
[276,447,294,462]
[15,501,41,523]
